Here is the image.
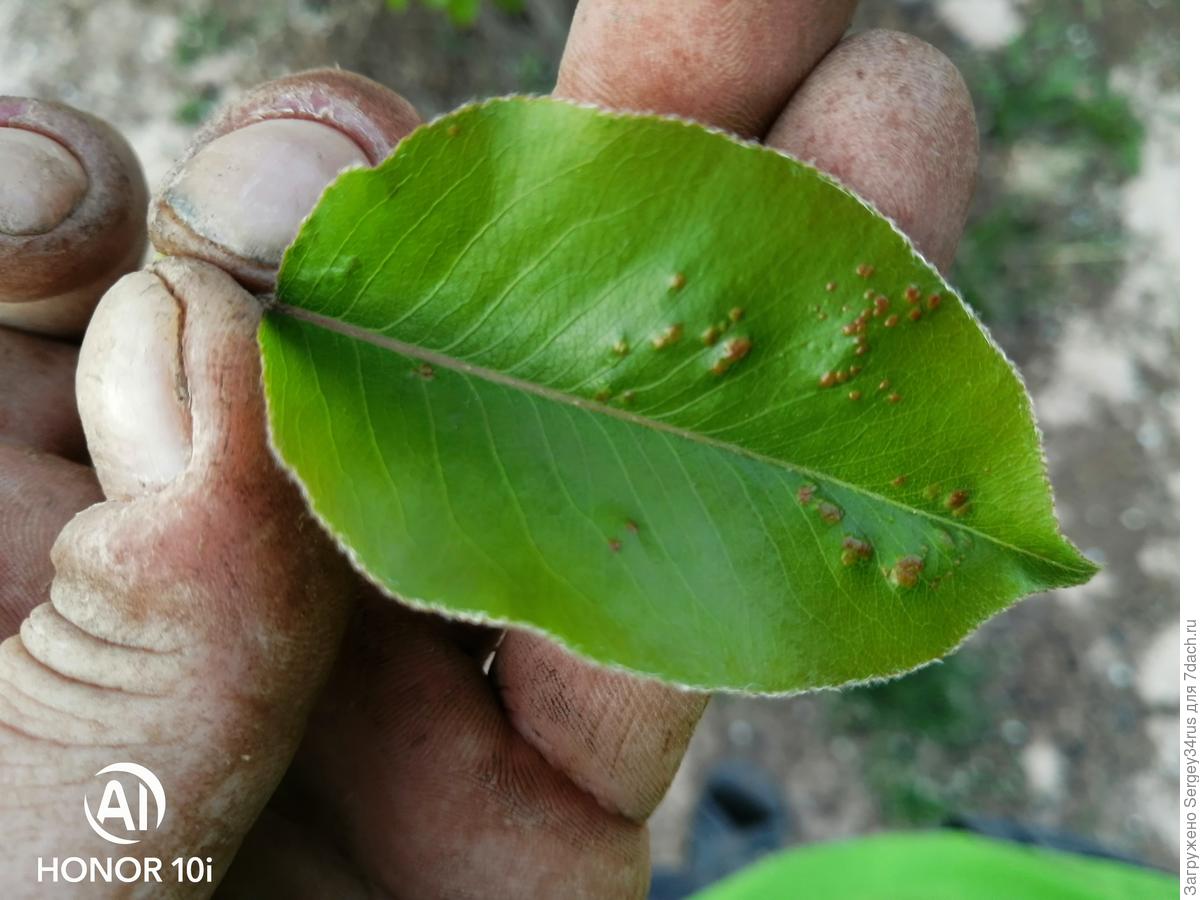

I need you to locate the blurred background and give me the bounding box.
[0,0,1179,877]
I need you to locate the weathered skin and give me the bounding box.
[0,97,147,337]
[148,69,422,293]
[1,259,359,897]
[0,2,980,895]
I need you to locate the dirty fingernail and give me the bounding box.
[76,270,192,500]
[0,128,88,236]
[161,119,367,271]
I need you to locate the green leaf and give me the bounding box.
[261,97,1095,693]
[692,831,1177,899]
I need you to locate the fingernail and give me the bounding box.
[161,119,367,269]
[76,271,192,500]
[0,127,88,236]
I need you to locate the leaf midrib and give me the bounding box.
[270,303,1091,577]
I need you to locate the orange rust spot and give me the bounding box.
[887,392,902,403]
[608,538,623,552]
[841,536,873,567]
[848,389,862,401]
[927,293,942,310]
[878,378,891,390]
[904,285,921,303]
[416,363,435,381]
[819,371,838,389]
[890,555,924,589]
[909,308,922,322]
[621,390,636,404]
[651,323,683,350]
[856,263,875,278]
[701,325,721,347]
[729,306,745,322]
[594,387,612,403]
[668,272,686,291]
[712,337,752,375]
[796,483,817,506]
[826,281,838,292]
[611,339,629,357]
[849,365,862,376]
[884,314,899,328]
[446,124,461,137]
[855,344,870,356]
[891,474,908,487]
[625,519,639,534]
[945,489,970,511]
[818,501,843,524]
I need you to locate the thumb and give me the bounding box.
[0,257,355,896]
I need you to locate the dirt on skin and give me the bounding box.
[0,0,1179,875]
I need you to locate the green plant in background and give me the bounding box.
[386,0,524,28]
[827,655,996,825]
[174,10,245,67]
[176,85,222,126]
[260,97,1095,695]
[952,4,1145,325]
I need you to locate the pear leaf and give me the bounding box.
[260,97,1095,693]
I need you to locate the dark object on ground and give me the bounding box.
[650,762,790,900]
[653,764,1167,898]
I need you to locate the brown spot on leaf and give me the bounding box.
[712,337,752,375]
[890,555,924,589]
[652,323,683,350]
[818,501,843,524]
[841,536,873,566]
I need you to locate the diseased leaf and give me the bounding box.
[260,97,1095,693]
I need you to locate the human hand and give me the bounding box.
[0,2,977,896]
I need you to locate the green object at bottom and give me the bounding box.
[694,831,1176,900]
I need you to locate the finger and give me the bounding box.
[225,598,652,899]
[492,633,708,823]
[554,0,857,137]
[0,444,100,637]
[0,96,147,337]
[149,69,421,292]
[0,258,356,890]
[0,328,86,459]
[765,30,979,271]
